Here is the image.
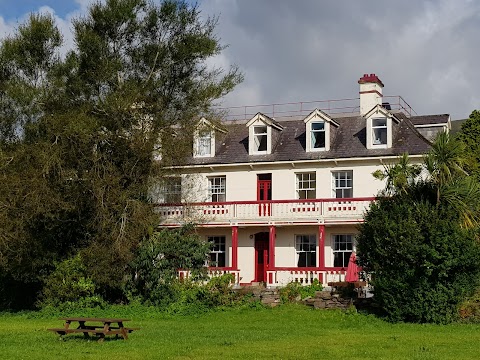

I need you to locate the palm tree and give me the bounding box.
[424,132,480,228]
[372,153,421,195]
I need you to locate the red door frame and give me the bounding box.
[254,232,269,282]
[257,179,272,216]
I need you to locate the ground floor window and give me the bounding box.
[333,234,354,267]
[295,234,316,267]
[208,236,226,267]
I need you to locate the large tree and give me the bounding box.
[0,0,241,308]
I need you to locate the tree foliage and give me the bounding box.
[457,110,480,181]
[127,224,211,305]
[0,0,241,309]
[358,132,480,323]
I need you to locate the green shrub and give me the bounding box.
[280,279,323,303]
[127,224,211,304]
[38,254,104,308]
[357,191,480,323]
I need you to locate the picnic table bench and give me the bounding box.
[48,317,140,342]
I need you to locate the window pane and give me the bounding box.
[333,235,353,267]
[208,176,226,202]
[333,171,353,198]
[208,236,226,267]
[295,235,316,268]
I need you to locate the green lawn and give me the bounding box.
[0,305,478,360]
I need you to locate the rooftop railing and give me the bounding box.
[215,95,416,121]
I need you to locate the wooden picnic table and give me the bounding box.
[48,317,139,342]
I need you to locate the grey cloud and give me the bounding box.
[201,0,480,119]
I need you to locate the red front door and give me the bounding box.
[257,179,272,216]
[254,233,269,282]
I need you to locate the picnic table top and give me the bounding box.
[59,317,131,323]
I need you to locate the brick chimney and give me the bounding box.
[358,73,384,116]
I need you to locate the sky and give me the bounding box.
[0,0,479,120]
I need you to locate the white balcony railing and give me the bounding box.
[179,269,241,285]
[266,269,346,287]
[157,197,374,225]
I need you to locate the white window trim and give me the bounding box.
[332,170,353,198]
[208,235,227,267]
[160,177,182,204]
[306,120,328,152]
[295,172,316,200]
[249,124,271,154]
[194,128,215,158]
[208,176,226,202]
[304,109,337,152]
[364,105,397,149]
[332,234,355,268]
[295,234,317,268]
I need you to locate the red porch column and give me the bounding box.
[231,226,238,270]
[319,224,325,269]
[269,225,276,269]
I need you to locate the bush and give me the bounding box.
[280,279,323,303]
[38,254,104,308]
[357,193,480,323]
[127,224,211,304]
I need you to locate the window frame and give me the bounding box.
[296,172,316,200]
[161,177,182,204]
[372,117,387,146]
[332,234,354,268]
[310,121,326,150]
[332,171,353,198]
[194,127,215,158]
[253,125,268,153]
[295,234,317,267]
[208,176,226,202]
[208,235,226,267]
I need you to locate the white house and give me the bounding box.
[156,74,450,287]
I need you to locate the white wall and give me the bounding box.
[181,158,404,202]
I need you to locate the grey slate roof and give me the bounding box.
[186,112,448,166]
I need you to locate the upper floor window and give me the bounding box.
[304,109,337,152]
[208,176,226,202]
[161,177,182,203]
[196,130,212,156]
[372,118,387,145]
[310,121,325,149]
[332,171,353,198]
[208,236,226,267]
[296,172,316,199]
[295,234,316,267]
[194,128,214,158]
[253,125,268,153]
[333,234,354,267]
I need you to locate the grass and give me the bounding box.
[0,305,479,360]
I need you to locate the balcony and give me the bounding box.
[157,197,375,226]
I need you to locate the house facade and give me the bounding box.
[156,74,450,287]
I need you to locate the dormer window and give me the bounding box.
[196,129,213,157]
[246,113,283,155]
[254,125,268,152]
[372,118,387,145]
[365,105,398,149]
[194,117,226,158]
[304,109,338,152]
[311,121,325,149]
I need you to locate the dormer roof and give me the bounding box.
[245,112,284,131]
[303,108,340,127]
[363,104,400,124]
[196,117,227,133]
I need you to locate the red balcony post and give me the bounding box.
[232,226,238,270]
[319,224,325,270]
[269,225,276,270]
